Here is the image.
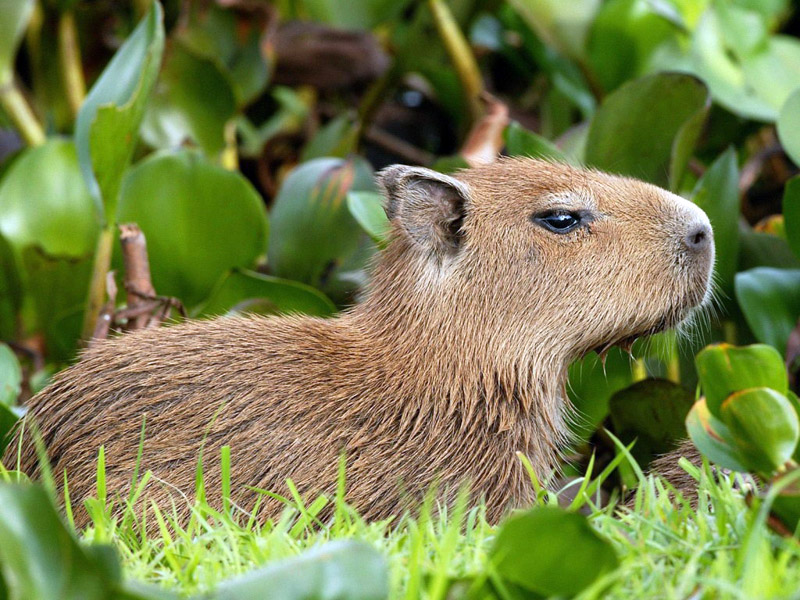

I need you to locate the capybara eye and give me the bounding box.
[533,210,582,234]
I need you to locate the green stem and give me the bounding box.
[82,226,115,341]
[0,82,45,146]
[58,11,86,118]
[427,0,484,123]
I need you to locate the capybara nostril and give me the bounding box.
[683,223,712,253]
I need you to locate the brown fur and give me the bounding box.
[3,158,714,527]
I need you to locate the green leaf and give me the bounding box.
[490,506,618,597]
[210,540,388,600]
[585,73,709,189]
[609,379,694,464]
[777,88,800,167]
[506,0,601,60]
[301,114,359,162]
[143,41,237,156]
[0,402,19,457]
[586,0,682,93]
[738,226,800,271]
[0,484,119,599]
[735,268,800,356]
[195,269,336,318]
[0,0,34,86]
[74,1,165,221]
[0,140,98,258]
[691,147,740,294]
[299,0,412,29]
[503,121,568,162]
[117,150,269,308]
[720,388,799,476]
[0,343,21,407]
[346,191,391,246]
[0,234,21,340]
[686,397,749,473]
[268,157,375,289]
[782,176,800,259]
[695,343,788,417]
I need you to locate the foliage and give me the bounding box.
[2,0,800,596]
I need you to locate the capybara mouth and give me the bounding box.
[588,308,688,362]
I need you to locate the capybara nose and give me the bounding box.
[683,222,712,254]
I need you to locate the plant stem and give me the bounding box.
[58,10,86,118]
[427,0,484,123]
[0,82,45,146]
[82,226,115,341]
[221,120,239,171]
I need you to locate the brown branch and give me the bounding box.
[363,126,436,166]
[461,92,509,167]
[119,223,157,330]
[89,271,118,347]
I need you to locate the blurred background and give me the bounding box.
[2,0,800,484]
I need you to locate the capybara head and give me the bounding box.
[376,158,714,365]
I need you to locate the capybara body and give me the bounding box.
[5,158,714,527]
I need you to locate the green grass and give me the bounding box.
[14,455,791,599]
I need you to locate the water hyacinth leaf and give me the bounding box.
[686,397,748,473]
[210,540,388,600]
[0,343,21,407]
[585,73,709,189]
[0,403,18,456]
[0,0,34,86]
[21,248,91,361]
[783,176,800,259]
[347,191,391,245]
[0,140,98,259]
[117,150,268,309]
[695,343,788,416]
[0,484,119,599]
[490,506,618,597]
[268,157,376,288]
[301,114,359,162]
[144,41,237,156]
[738,226,800,271]
[0,234,21,340]
[778,88,800,167]
[506,0,601,60]
[720,388,800,476]
[735,268,800,356]
[770,472,800,534]
[503,121,569,162]
[609,378,694,464]
[74,1,165,220]
[195,269,336,318]
[586,0,681,93]
[691,147,740,294]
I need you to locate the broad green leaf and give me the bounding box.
[695,343,788,416]
[720,388,799,476]
[741,36,800,117]
[568,349,635,443]
[268,157,375,289]
[74,1,165,221]
[177,4,270,106]
[490,506,618,597]
[771,472,800,534]
[300,0,412,29]
[346,192,391,246]
[609,379,694,464]
[0,234,21,340]
[778,89,800,167]
[738,226,800,271]
[0,403,19,456]
[21,248,91,361]
[506,0,601,60]
[735,268,800,356]
[503,121,568,162]
[782,176,800,258]
[211,540,388,600]
[0,140,98,258]
[586,0,681,93]
[691,147,740,294]
[117,150,268,308]
[195,269,336,318]
[686,397,749,472]
[301,114,359,162]
[144,41,236,156]
[585,73,709,189]
[0,343,21,407]
[0,484,118,599]
[0,0,34,86]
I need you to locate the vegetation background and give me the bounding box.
[3,0,800,598]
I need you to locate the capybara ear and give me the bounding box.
[377,165,472,255]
